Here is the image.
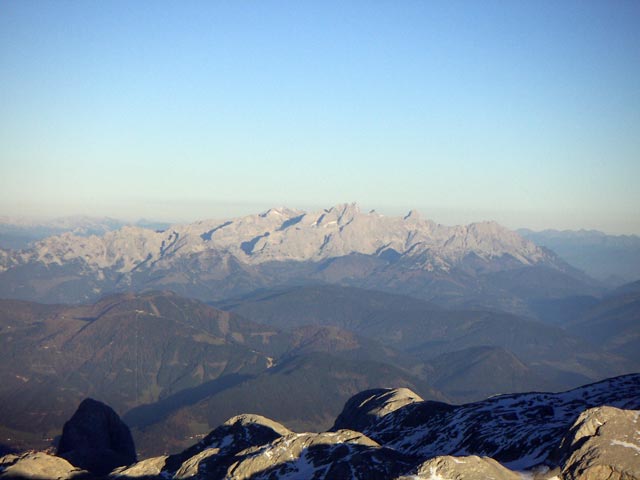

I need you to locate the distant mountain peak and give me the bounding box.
[403,209,420,221]
[259,207,302,219]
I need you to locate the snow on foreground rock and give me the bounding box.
[396,455,523,480]
[360,374,640,470]
[1,374,639,479]
[222,430,414,480]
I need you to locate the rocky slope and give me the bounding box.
[1,374,638,479]
[558,406,640,480]
[358,374,640,470]
[0,204,597,312]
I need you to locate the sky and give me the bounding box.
[1,1,639,234]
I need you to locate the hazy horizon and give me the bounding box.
[2,1,639,234]
[1,201,639,237]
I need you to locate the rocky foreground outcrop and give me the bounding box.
[1,374,639,479]
[224,430,415,480]
[397,455,523,480]
[163,414,292,479]
[0,452,87,479]
[330,387,424,433]
[559,406,640,480]
[362,373,640,470]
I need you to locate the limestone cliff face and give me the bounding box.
[163,414,292,479]
[224,430,414,480]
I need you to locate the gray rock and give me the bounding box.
[560,406,640,480]
[331,387,423,432]
[365,374,640,470]
[397,455,522,480]
[109,455,167,479]
[57,398,136,475]
[224,429,415,480]
[165,414,291,478]
[0,452,86,479]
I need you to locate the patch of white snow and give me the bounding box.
[610,440,640,453]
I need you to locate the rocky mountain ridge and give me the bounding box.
[1,374,638,479]
[355,374,640,470]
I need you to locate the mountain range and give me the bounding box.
[0,204,603,318]
[0,204,638,475]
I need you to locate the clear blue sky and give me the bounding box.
[1,1,639,233]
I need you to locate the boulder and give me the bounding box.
[396,455,522,480]
[109,455,167,479]
[165,414,291,478]
[0,451,86,479]
[331,387,423,432]
[224,429,415,480]
[559,406,640,480]
[57,398,136,475]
